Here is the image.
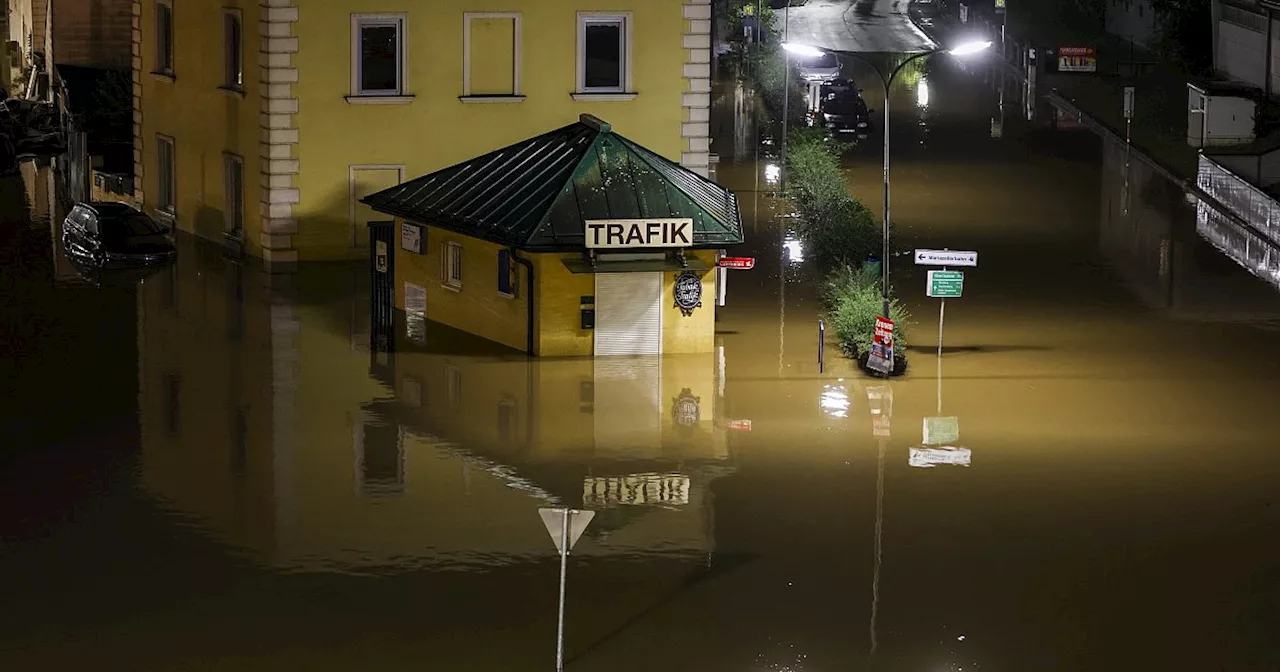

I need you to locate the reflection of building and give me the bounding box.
[365,115,743,356]
[135,0,714,266]
[136,253,733,570]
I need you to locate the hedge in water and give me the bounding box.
[823,263,911,361]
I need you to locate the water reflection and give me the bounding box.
[135,251,734,571]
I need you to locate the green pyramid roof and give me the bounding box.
[361,115,744,252]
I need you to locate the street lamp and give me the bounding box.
[782,39,992,319]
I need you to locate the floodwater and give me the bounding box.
[4,58,1280,671]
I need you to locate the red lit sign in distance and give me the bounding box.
[717,257,755,269]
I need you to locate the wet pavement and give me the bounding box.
[783,0,933,53]
[4,57,1280,671]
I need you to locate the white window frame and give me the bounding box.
[348,13,412,103]
[574,12,634,100]
[222,8,243,91]
[156,133,176,218]
[349,164,405,247]
[443,241,463,289]
[154,0,175,78]
[461,12,524,102]
[223,152,244,235]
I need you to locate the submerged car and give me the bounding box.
[61,201,176,270]
[818,79,872,133]
[796,51,841,83]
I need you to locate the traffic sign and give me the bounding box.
[717,256,756,269]
[539,508,595,554]
[927,270,964,298]
[915,249,978,267]
[1123,86,1134,120]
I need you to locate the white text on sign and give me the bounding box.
[585,218,694,249]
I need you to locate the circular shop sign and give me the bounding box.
[674,271,703,316]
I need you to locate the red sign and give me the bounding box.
[873,316,895,350]
[1057,46,1096,73]
[717,257,756,270]
[721,419,753,431]
[867,316,895,374]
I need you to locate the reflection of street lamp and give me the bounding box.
[782,40,992,318]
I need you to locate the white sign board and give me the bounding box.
[400,221,423,253]
[585,218,694,249]
[539,508,595,554]
[914,249,978,267]
[1123,86,1134,120]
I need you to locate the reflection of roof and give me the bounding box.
[361,114,744,251]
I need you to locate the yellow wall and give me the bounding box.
[137,0,265,254]
[534,252,594,357]
[394,221,529,353]
[291,0,689,260]
[662,250,717,354]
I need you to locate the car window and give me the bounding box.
[103,211,164,237]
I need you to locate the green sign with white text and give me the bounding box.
[928,270,964,298]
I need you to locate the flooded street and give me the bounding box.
[4,58,1280,670]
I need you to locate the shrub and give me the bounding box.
[823,263,912,358]
[785,130,882,269]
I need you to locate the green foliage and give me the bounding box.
[823,263,911,356]
[785,129,882,269]
[1149,0,1213,73]
[752,43,807,126]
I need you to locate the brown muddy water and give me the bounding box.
[3,60,1280,671]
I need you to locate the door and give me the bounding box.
[368,220,395,366]
[350,166,404,248]
[594,271,663,356]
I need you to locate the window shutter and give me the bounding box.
[497,250,512,294]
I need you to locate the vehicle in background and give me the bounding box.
[61,202,176,274]
[795,51,841,83]
[817,78,872,135]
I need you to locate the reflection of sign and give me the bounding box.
[400,221,423,253]
[959,4,968,22]
[721,419,753,431]
[672,388,701,429]
[909,446,972,468]
[717,256,756,269]
[923,416,960,445]
[867,385,893,437]
[991,117,1002,138]
[868,316,895,375]
[674,271,703,316]
[1055,107,1085,130]
[1057,46,1096,73]
[375,240,388,273]
[928,270,964,298]
[583,474,690,507]
[915,249,978,266]
[585,218,693,249]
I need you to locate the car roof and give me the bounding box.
[80,201,144,217]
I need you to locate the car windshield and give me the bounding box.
[104,212,165,237]
[827,96,867,114]
[804,54,838,69]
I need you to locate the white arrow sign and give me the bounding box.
[539,508,595,554]
[915,249,978,267]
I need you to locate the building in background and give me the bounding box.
[134,0,715,268]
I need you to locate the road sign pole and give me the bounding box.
[555,509,570,672]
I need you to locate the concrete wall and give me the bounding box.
[1218,18,1268,89]
[51,0,132,68]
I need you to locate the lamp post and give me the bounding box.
[782,40,992,318]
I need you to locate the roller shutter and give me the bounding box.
[594,271,663,356]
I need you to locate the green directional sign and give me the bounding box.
[928,270,964,298]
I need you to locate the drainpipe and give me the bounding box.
[510,247,535,356]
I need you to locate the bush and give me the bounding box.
[823,263,912,358]
[786,129,883,269]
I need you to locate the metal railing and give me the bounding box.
[1197,154,1280,248]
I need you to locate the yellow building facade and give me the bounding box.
[132,0,715,266]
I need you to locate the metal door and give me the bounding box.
[368,221,395,361]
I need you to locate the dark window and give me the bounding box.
[157,136,176,213]
[358,20,402,94]
[224,11,243,89]
[582,19,624,90]
[156,2,174,74]
[497,249,517,296]
[224,154,243,235]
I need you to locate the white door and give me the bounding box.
[594,272,663,356]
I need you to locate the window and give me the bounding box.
[462,12,522,100]
[576,13,632,96]
[446,365,463,409]
[223,153,243,235]
[155,1,174,76]
[351,15,406,98]
[156,134,176,216]
[444,242,463,288]
[222,9,243,90]
[497,249,518,297]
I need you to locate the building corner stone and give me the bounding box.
[259,0,301,270]
[681,0,712,178]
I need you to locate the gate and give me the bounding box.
[368,221,396,363]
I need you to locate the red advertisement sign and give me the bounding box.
[720,419,753,431]
[868,316,895,374]
[717,257,756,270]
[1057,46,1096,73]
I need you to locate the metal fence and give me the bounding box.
[1196,154,1280,248]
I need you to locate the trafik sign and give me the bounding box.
[585,218,694,249]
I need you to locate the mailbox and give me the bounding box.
[580,296,595,330]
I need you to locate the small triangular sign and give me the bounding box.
[539,508,595,554]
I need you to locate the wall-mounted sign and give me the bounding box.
[400,221,423,253]
[375,240,388,273]
[717,256,756,269]
[585,218,694,249]
[674,271,703,316]
[1057,46,1096,73]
